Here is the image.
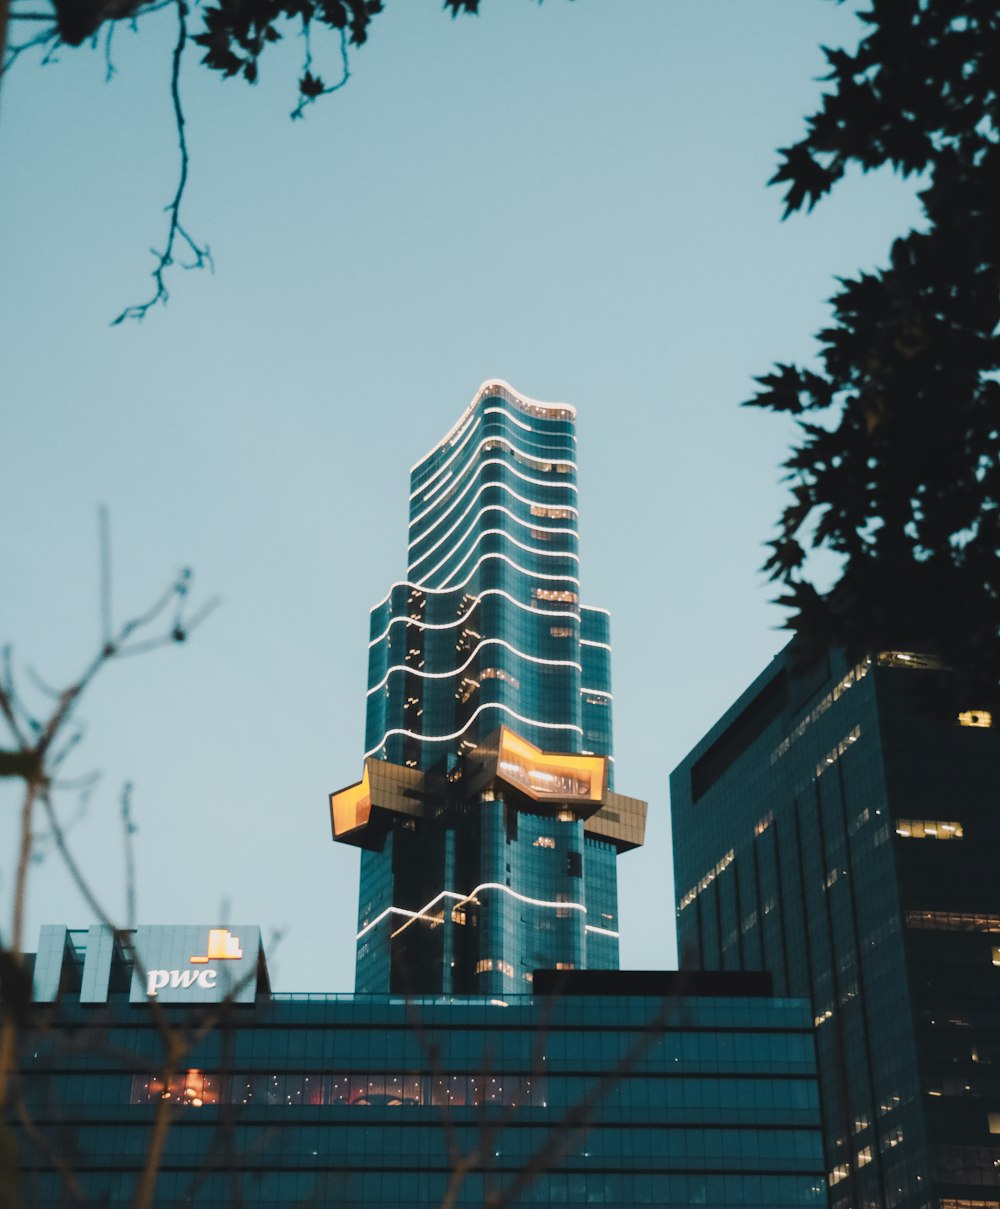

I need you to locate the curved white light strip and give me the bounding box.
[410,455,577,533]
[581,688,612,699]
[410,415,482,502]
[409,379,578,475]
[368,587,583,644]
[366,637,581,695]
[584,606,611,616]
[421,530,579,590]
[409,481,578,553]
[364,701,583,759]
[484,405,530,431]
[422,550,580,592]
[413,414,574,504]
[358,880,586,941]
[580,640,611,652]
[584,924,620,938]
[410,501,576,573]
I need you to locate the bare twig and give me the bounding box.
[99,504,113,645]
[103,18,114,78]
[12,1093,88,1204]
[112,0,211,324]
[1,21,58,72]
[121,782,137,929]
[290,20,350,120]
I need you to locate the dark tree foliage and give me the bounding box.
[749,0,1000,703]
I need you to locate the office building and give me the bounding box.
[9,382,833,1208]
[331,381,646,996]
[670,643,1000,1209]
[16,924,828,1208]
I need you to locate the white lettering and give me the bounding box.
[143,965,228,998]
[146,970,170,997]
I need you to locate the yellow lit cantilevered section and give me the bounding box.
[331,766,372,837]
[496,726,606,804]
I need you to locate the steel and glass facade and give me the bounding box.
[332,382,646,996]
[14,931,828,1209]
[670,644,1000,1209]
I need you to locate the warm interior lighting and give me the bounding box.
[958,710,993,728]
[330,767,372,836]
[895,819,964,840]
[497,727,605,803]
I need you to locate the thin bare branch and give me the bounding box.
[38,788,115,928]
[121,781,137,929]
[1,21,58,72]
[12,1093,88,1203]
[290,20,350,121]
[112,0,211,325]
[99,505,113,644]
[12,779,41,953]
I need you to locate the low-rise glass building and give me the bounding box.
[12,928,828,1208]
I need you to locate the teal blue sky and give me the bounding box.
[1,1,922,989]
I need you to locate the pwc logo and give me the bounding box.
[145,929,244,998]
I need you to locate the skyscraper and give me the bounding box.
[331,380,647,995]
[670,643,1000,1209]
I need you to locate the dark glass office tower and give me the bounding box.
[331,381,647,996]
[670,644,1000,1209]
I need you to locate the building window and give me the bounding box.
[555,962,575,970]
[533,588,579,604]
[549,626,572,638]
[815,725,861,779]
[451,907,466,926]
[895,819,963,839]
[907,911,1000,933]
[533,836,555,848]
[958,710,992,728]
[531,504,574,519]
[567,851,582,878]
[754,811,773,836]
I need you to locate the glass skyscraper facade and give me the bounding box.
[670,644,1000,1209]
[15,929,828,1209]
[331,381,646,996]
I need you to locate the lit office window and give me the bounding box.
[895,819,964,839]
[958,710,992,728]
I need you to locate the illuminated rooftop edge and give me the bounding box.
[409,379,578,474]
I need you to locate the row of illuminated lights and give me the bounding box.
[409,380,574,475]
[130,1071,544,1109]
[771,652,990,766]
[412,515,580,586]
[770,659,870,766]
[814,725,860,780]
[413,398,576,503]
[409,501,577,577]
[370,585,609,640]
[410,452,577,534]
[357,881,619,942]
[413,400,575,502]
[419,537,581,594]
[680,813,964,920]
[677,851,736,913]
[365,701,585,758]
[368,636,585,696]
[408,478,578,557]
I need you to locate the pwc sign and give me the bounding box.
[129,926,261,1005]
